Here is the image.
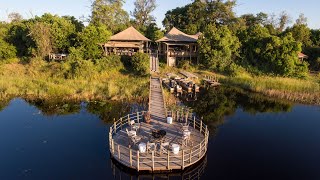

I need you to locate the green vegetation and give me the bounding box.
[131,52,150,76]
[198,24,240,71]
[0,0,320,105]
[0,57,149,101]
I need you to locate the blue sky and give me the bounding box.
[0,0,319,29]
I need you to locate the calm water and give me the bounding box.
[0,90,320,179]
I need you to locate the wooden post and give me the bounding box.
[129,149,133,167]
[120,117,123,130]
[112,139,115,155]
[152,151,155,171]
[113,119,116,133]
[118,145,121,160]
[137,112,139,123]
[111,139,114,156]
[128,114,130,124]
[198,144,201,159]
[193,116,196,129]
[189,148,192,164]
[167,151,170,170]
[137,151,140,171]
[182,150,185,170]
[200,120,203,134]
[176,110,179,122]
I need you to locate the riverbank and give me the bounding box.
[160,65,320,105]
[0,58,149,101]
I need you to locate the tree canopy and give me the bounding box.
[91,0,129,33]
[163,0,236,34]
[198,24,240,71]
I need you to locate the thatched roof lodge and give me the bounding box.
[156,27,201,66]
[102,26,151,56]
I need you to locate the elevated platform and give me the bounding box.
[108,77,209,172]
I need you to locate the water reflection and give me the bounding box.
[0,97,148,123]
[186,86,293,131]
[110,155,207,180]
[25,98,81,115]
[0,96,12,112]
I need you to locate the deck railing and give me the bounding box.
[109,111,209,171]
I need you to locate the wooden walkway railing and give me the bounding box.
[109,111,209,171]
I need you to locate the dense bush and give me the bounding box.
[198,24,240,71]
[69,59,96,79]
[131,52,150,75]
[238,25,309,77]
[0,39,17,60]
[94,55,124,72]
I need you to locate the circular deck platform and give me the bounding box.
[108,111,209,172]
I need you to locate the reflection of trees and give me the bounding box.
[86,101,131,123]
[0,97,13,112]
[187,86,293,131]
[25,98,81,116]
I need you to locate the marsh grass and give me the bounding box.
[0,58,149,101]
[160,65,320,104]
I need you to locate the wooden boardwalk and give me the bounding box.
[150,54,159,72]
[109,77,209,172]
[149,77,166,122]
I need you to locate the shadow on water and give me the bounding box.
[110,155,208,180]
[185,86,293,134]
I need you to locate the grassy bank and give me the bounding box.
[160,65,320,105]
[0,58,149,101]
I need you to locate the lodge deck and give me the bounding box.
[109,77,209,172]
[179,71,198,80]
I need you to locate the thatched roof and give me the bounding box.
[156,27,199,43]
[110,26,150,41]
[104,41,143,48]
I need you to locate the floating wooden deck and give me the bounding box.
[109,77,209,172]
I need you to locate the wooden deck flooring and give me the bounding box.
[110,77,207,171]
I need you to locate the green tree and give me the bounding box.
[285,24,311,48]
[91,0,129,33]
[131,52,150,75]
[77,23,112,59]
[198,24,240,71]
[28,22,52,58]
[0,39,17,60]
[240,12,268,27]
[34,13,78,53]
[142,23,164,41]
[162,0,236,34]
[132,0,156,27]
[310,29,320,47]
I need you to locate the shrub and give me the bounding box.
[177,60,191,70]
[0,39,17,60]
[94,55,124,72]
[67,47,84,61]
[131,52,150,75]
[70,59,96,79]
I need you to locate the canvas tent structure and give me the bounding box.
[156,27,201,66]
[102,26,151,56]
